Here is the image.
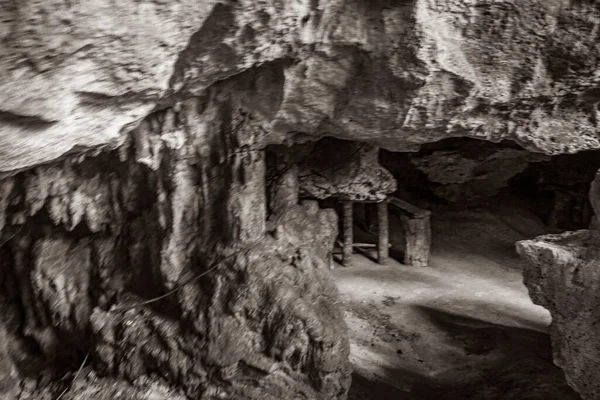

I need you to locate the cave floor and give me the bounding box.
[337,198,581,400]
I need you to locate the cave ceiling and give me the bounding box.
[1,0,599,174]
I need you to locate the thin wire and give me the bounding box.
[0,225,24,247]
[108,240,262,313]
[55,352,89,400]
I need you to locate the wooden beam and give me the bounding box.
[389,197,431,219]
[353,243,377,248]
[389,196,431,267]
[400,214,431,267]
[377,201,389,265]
[342,201,353,267]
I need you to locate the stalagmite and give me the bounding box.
[1,0,600,398]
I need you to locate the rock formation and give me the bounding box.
[1,0,600,399]
[3,0,600,177]
[517,231,600,400]
[295,138,396,202]
[517,170,600,400]
[407,139,549,204]
[0,93,352,399]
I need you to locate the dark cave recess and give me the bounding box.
[380,137,600,231]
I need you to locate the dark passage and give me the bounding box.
[380,137,600,231]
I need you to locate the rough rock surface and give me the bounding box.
[2,0,600,176]
[517,231,600,400]
[0,91,350,399]
[295,138,397,202]
[409,139,548,203]
[588,170,600,230]
[3,1,600,399]
[516,164,600,400]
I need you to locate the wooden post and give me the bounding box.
[342,201,353,267]
[377,201,389,265]
[400,215,431,267]
[389,197,431,267]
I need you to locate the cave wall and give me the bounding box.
[381,138,600,235]
[2,1,600,399]
[510,151,600,231]
[381,138,550,205]
[0,73,351,399]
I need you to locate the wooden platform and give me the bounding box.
[338,196,431,267]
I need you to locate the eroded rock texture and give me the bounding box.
[384,138,549,204]
[0,88,350,399]
[294,138,396,201]
[589,170,600,230]
[517,231,600,400]
[2,0,600,176]
[516,169,600,400]
[413,146,545,204]
[3,0,600,399]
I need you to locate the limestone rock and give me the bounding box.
[0,312,17,400]
[0,89,350,399]
[410,139,548,203]
[517,231,600,400]
[3,1,600,399]
[15,370,190,400]
[589,170,600,230]
[295,138,397,201]
[2,1,600,175]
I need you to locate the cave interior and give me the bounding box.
[380,136,600,236]
[288,135,600,269]
[323,136,598,399]
[1,126,598,399]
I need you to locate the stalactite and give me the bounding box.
[0,87,351,399]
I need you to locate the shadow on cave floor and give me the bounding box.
[338,200,581,399]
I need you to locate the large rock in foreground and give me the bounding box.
[517,231,600,400]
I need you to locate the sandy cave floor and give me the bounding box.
[339,198,581,400]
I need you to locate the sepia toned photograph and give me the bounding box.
[1,1,599,399]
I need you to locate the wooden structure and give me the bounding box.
[389,197,431,267]
[338,196,431,268]
[339,200,389,267]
